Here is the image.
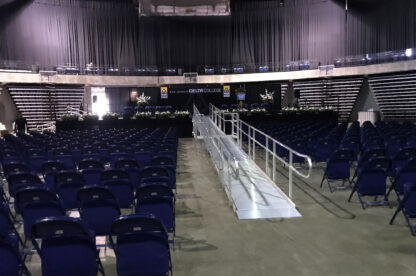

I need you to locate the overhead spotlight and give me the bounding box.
[279,0,284,7]
[405,48,413,57]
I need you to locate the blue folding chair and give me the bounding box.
[101,179,134,209]
[55,171,86,210]
[41,161,67,191]
[134,148,154,167]
[81,148,101,162]
[54,149,75,170]
[79,160,105,186]
[31,216,105,276]
[77,186,121,236]
[115,159,141,188]
[140,166,173,189]
[26,150,48,174]
[109,214,172,276]
[390,182,416,236]
[0,234,31,276]
[7,173,44,197]
[320,150,353,192]
[3,162,31,178]
[15,187,65,247]
[348,168,389,209]
[151,156,176,186]
[387,167,416,201]
[135,184,175,235]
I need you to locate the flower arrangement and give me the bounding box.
[136,93,151,106]
[174,110,190,117]
[155,111,171,119]
[251,108,267,113]
[135,112,152,119]
[282,106,335,114]
[231,108,249,114]
[260,89,274,103]
[60,114,79,122]
[82,114,99,122]
[102,112,119,121]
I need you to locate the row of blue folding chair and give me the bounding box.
[0,189,30,276]
[28,214,172,276]
[7,165,175,210]
[14,182,175,249]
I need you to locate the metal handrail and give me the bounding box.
[193,105,240,208]
[35,121,56,133]
[66,106,86,117]
[209,103,313,199]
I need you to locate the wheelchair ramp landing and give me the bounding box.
[197,115,301,220]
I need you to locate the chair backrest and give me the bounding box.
[394,168,416,194]
[100,169,130,182]
[135,184,174,199]
[78,159,104,170]
[0,235,21,276]
[403,182,416,218]
[55,171,85,184]
[363,157,391,173]
[7,172,43,196]
[14,186,60,214]
[3,162,31,178]
[357,168,387,196]
[135,196,175,232]
[140,166,170,179]
[41,160,66,175]
[115,159,140,169]
[151,156,175,166]
[331,149,354,161]
[77,185,117,202]
[101,179,134,208]
[0,203,10,237]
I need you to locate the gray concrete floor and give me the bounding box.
[26,138,416,275]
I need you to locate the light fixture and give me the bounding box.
[405,48,413,57]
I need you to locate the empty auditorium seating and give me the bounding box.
[0,127,178,275]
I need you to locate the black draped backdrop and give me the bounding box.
[0,0,415,71]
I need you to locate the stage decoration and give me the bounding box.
[231,107,249,114]
[82,114,99,122]
[135,112,152,119]
[136,93,151,106]
[174,110,190,117]
[155,111,171,119]
[260,89,274,103]
[102,112,120,121]
[60,114,79,122]
[282,106,334,114]
[251,108,267,113]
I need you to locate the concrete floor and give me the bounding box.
[27,138,416,275]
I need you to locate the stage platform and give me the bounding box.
[196,115,301,220]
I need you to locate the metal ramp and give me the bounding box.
[193,106,308,220]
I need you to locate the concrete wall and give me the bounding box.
[0,60,416,87]
[0,86,19,131]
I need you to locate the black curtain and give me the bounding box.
[0,0,415,71]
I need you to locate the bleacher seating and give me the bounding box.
[0,127,178,275]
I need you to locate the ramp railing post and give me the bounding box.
[289,151,293,199]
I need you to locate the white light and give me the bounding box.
[405,48,413,57]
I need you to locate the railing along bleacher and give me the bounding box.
[208,103,313,199]
[35,121,56,133]
[66,105,87,118]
